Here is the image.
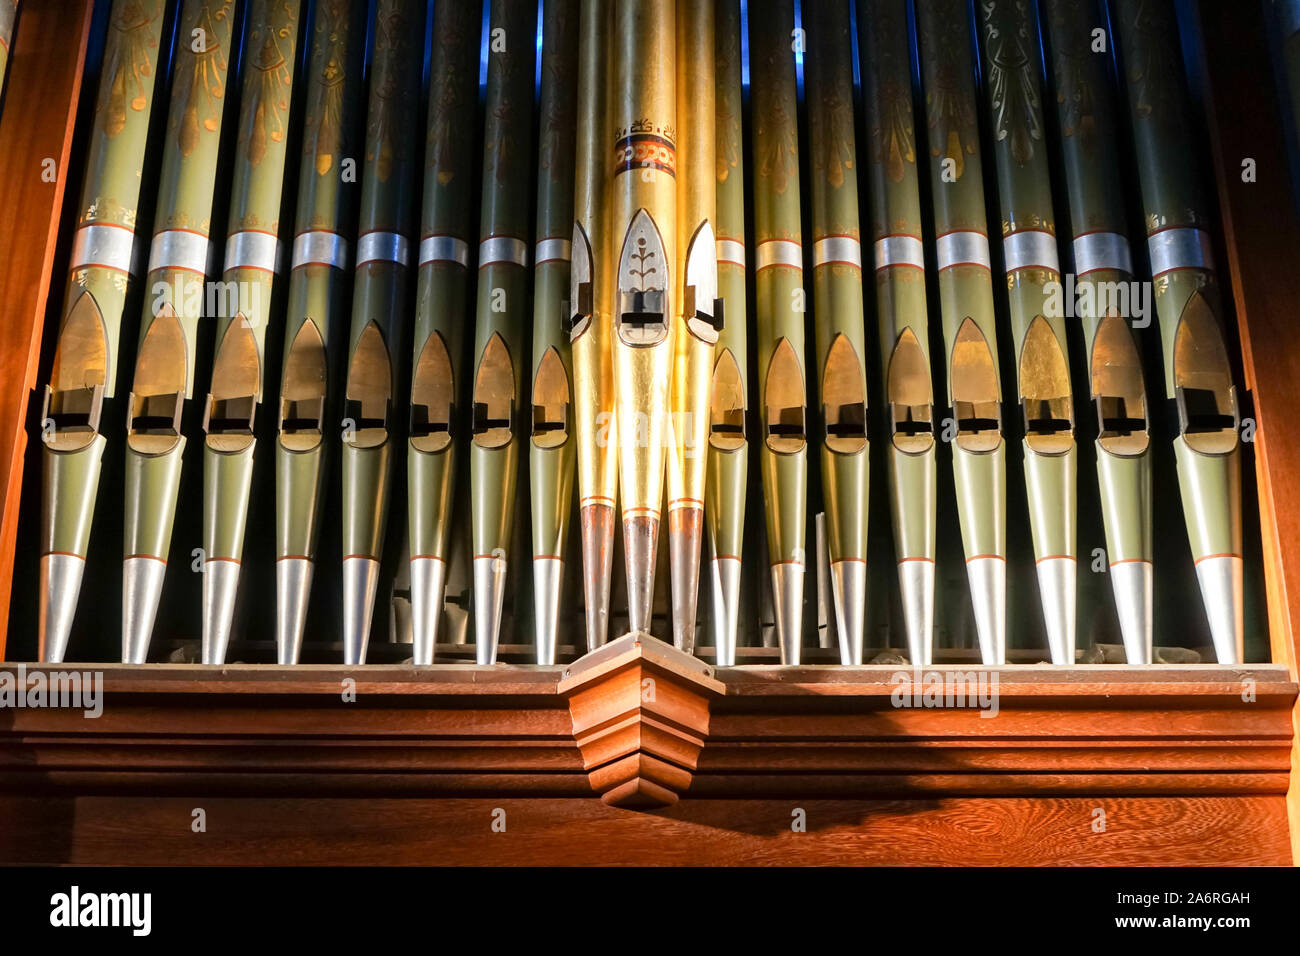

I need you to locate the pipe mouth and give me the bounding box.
[530,346,571,449]
[280,319,327,453]
[410,331,455,454]
[471,332,516,449]
[887,327,934,455]
[821,334,867,455]
[950,318,1002,454]
[1173,292,1238,456]
[709,348,747,451]
[764,338,807,455]
[344,321,392,450]
[1091,314,1149,456]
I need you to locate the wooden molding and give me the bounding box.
[0,663,1292,863]
[558,633,725,807]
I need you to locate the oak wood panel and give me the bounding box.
[0,795,1286,866]
[1195,0,1300,864]
[0,0,94,659]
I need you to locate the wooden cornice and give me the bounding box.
[0,659,1291,801]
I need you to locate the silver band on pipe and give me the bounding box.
[936,230,991,271]
[70,224,135,274]
[355,231,411,268]
[479,236,528,268]
[1073,232,1133,276]
[873,234,924,272]
[716,238,745,268]
[755,238,802,272]
[148,229,210,276]
[535,237,571,264]
[1002,229,1060,274]
[1147,227,1214,277]
[419,235,469,268]
[223,230,281,274]
[812,235,862,269]
[292,231,349,270]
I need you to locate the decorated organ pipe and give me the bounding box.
[915,0,1008,665]
[121,0,237,665]
[202,0,302,665]
[276,0,367,665]
[706,0,748,666]
[40,0,169,664]
[529,0,579,665]
[857,0,937,667]
[1114,0,1244,665]
[1042,0,1154,664]
[338,0,425,666]
[977,0,1078,665]
[408,0,482,666]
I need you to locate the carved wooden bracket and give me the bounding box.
[559,632,725,808]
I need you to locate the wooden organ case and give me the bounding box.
[0,0,1297,866]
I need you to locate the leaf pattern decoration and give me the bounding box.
[308,1,349,177]
[980,0,1042,166]
[101,0,160,139]
[178,1,231,157]
[240,2,295,167]
[427,1,476,186]
[921,12,978,180]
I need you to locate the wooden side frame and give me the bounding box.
[1194,0,1300,864]
[0,0,93,659]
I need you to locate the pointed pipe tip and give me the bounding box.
[342,556,381,666]
[770,562,805,665]
[897,559,935,667]
[474,554,508,665]
[40,553,86,664]
[623,513,660,636]
[201,559,241,665]
[965,556,1006,665]
[830,559,867,666]
[710,555,742,667]
[276,557,314,665]
[1036,556,1077,665]
[410,556,447,666]
[1110,560,1153,665]
[1196,554,1245,665]
[580,502,616,653]
[533,556,563,665]
[668,505,704,654]
[122,556,168,664]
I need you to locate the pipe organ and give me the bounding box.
[1,0,1299,867]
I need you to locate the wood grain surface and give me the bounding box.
[0,795,1286,866]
